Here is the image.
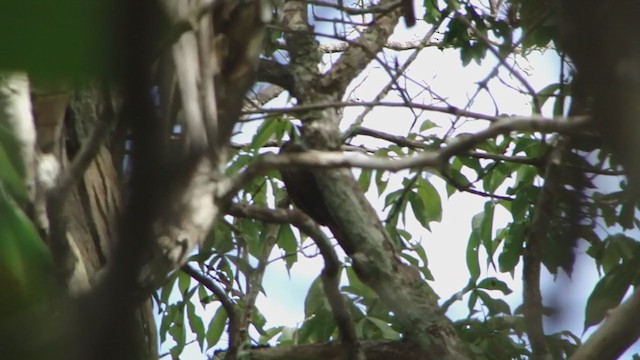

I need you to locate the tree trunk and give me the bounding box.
[64,85,158,359]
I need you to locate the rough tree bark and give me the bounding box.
[40,84,158,359]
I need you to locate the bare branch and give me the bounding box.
[308,0,403,15]
[319,38,442,53]
[243,100,501,122]
[228,203,363,358]
[219,116,590,201]
[351,126,429,149]
[455,12,541,113]
[344,11,450,137]
[182,264,237,332]
[467,151,545,166]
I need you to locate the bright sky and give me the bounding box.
[159,5,639,359]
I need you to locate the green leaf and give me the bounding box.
[186,302,205,350]
[198,285,215,305]
[0,190,53,304]
[277,224,298,271]
[468,290,478,311]
[250,118,282,150]
[375,168,389,195]
[419,119,438,132]
[168,308,186,356]
[414,245,434,280]
[477,277,512,295]
[0,125,28,203]
[499,222,525,274]
[408,191,430,230]
[511,165,538,193]
[304,276,327,317]
[523,25,555,50]
[584,263,636,330]
[358,169,372,192]
[367,317,401,339]
[344,266,376,299]
[480,202,495,258]
[240,219,260,256]
[177,270,191,295]
[160,272,178,304]
[159,304,178,343]
[476,290,511,316]
[510,185,536,221]
[258,326,284,345]
[277,326,297,345]
[383,189,403,210]
[298,308,335,343]
[252,307,268,335]
[206,306,228,349]
[447,158,471,197]
[416,177,442,223]
[467,218,481,281]
[534,83,561,113]
[461,46,473,66]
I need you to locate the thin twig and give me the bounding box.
[218,116,591,202]
[227,203,363,359]
[243,100,501,122]
[455,12,541,113]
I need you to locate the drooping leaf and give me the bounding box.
[584,263,636,330]
[0,124,28,203]
[358,169,372,192]
[304,276,327,318]
[276,224,297,271]
[416,176,442,224]
[467,213,482,281]
[366,317,401,340]
[186,301,205,350]
[499,221,526,274]
[477,277,512,295]
[206,306,228,349]
[0,189,53,307]
[476,290,511,316]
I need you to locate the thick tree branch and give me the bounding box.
[569,288,640,360]
[216,339,428,360]
[319,39,442,54]
[321,0,403,94]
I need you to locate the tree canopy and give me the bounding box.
[1,0,640,360]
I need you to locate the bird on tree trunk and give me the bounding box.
[279,141,334,226]
[278,141,361,256]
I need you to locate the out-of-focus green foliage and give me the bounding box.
[0,1,116,78]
